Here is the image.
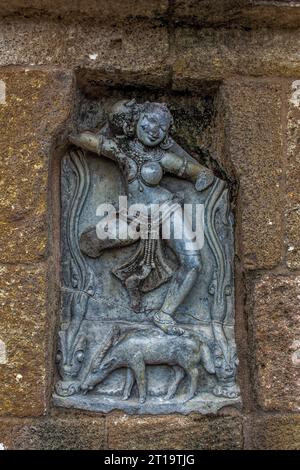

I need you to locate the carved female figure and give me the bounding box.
[69,100,214,335]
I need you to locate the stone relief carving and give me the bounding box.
[53,98,241,414]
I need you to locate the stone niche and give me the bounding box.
[53,82,241,415]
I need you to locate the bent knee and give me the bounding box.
[181,254,202,272]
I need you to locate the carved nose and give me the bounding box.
[148,123,159,137]
[61,365,74,376]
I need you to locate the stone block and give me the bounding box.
[248,414,300,450]
[173,1,300,28]
[173,28,300,87]
[0,416,106,449]
[250,274,300,411]
[285,80,300,269]
[0,19,169,87]
[214,79,284,270]
[107,414,243,450]
[0,1,168,20]
[0,68,73,222]
[0,264,48,416]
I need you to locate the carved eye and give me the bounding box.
[55,351,62,364]
[215,357,223,367]
[92,368,98,374]
[208,285,215,294]
[75,350,85,363]
[225,285,232,295]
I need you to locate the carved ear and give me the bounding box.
[200,344,215,374]
[91,325,121,370]
[123,121,135,137]
[103,357,117,370]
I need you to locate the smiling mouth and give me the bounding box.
[147,134,159,141]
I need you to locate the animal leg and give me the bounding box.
[165,366,185,400]
[184,367,199,402]
[122,368,135,400]
[132,352,146,404]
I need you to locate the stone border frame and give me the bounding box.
[0,53,298,447]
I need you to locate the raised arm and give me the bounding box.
[69,131,121,162]
[161,151,215,192]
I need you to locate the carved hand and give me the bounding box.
[68,133,82,147]
[195,169,215,192]
[68,131,102,154]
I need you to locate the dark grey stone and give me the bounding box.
[53,99,240,413]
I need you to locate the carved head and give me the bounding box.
[81,325,121,393]
[136,102,174,148]
[108,99,139,137]
[56,329,87,380]
[213,343,239,383]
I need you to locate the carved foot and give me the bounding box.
[182,391,196,403]
[153,312,184,336]
[213,382,240,399]
[139,396,146,404]
[122,393,130,401]
[163,392,176,401]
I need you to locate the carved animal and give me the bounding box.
[81,325,215,403]
[55,293,89,397]
[213,343,240,398]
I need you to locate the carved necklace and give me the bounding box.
[129,140,163,163]
[127,140,164,192]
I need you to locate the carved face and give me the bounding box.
[56,330,87,380]
[81,356,117,392]
[136,111,170,147]
[213,345,239,382]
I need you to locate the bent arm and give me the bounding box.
[161,151,215,191]
[69,131,120,161]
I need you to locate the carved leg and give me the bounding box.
[122,368,135,400]
[132,353,146,404]
[155,221,201,336]
[184,367,199,402]
[165,365,185,400]
[79,217,136,259]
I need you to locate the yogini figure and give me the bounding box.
[69,100,214,335]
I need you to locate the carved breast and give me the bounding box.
[126,158,138,182]
[140,161,163,186]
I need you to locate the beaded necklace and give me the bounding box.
[126,140,163,192]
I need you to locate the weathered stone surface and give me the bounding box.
[174,0,249,25]
[0,1,299,28]
[108,414,243,450]
[0,19,169,87]
[173,0,300,28]
[0,68,73,222]
[173,28,300,87]
[248,414,300,450]
[0,1,168,20]
[0,264,48,416]
[0,215,47,263]
[213,79,283,270]
[3,20,300,86]
[250,274,300,411]
[0,416,106,449]
[285,80,300,269]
